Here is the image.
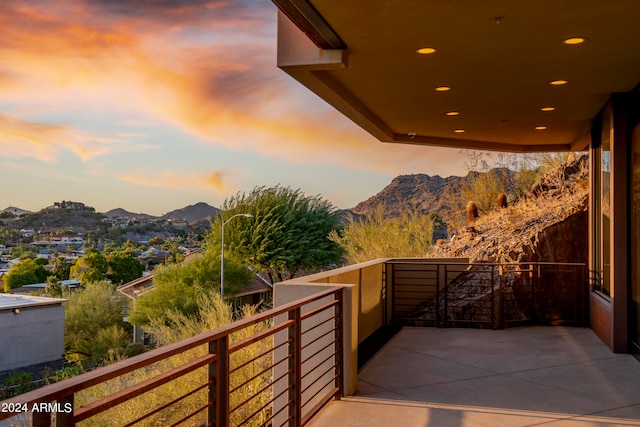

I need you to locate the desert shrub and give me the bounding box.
[64,280,127,363]
[461,168,514,215]
[329,204,434,264]
[75,294,272,426]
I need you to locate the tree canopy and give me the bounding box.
[64,280,128,362]
[70,251,144,285]
[129,251,251,325]
[210,186,343,284]
[3,257,49,291]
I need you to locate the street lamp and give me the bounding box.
[220,213,254,299]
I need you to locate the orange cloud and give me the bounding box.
[0,1,466,178]
[0,114,155,163]
[117,169,231,194]
[0,114,108,162]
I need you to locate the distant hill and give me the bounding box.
[160,202,220,223]
[1,206,31,216]
[104,208,155,219]
[351,168,517,217]
[15,206,106,232]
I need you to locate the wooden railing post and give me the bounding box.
[56,395,74,426]
[33,410,52,427]
[335,289,344,400]
[288,307,302,427]
[31,394,74,427]
[209,336,229,427]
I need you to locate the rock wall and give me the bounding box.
[523,210,588,263]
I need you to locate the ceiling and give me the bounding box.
[273,0,640,152]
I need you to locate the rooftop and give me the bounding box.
[0,293,66,310]
[310,326,640,427]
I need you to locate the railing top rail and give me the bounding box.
[0,285,344,409]
[386,260,586,267]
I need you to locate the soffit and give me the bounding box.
[279,0,640,151]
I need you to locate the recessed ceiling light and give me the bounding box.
[550,80,568,86]
[454,129,465,133]
[563,37,585,45]
[417,47,437,55]
[446,111,460,116]
[541,107,555,112]
[535,126,547,130]
[435,86,451,92]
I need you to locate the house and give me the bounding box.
[50,234,83,244]
[18,229,35,238]
[272,0,640,359]
[4,3,640,425]
[53,201,85,211]
[0,294,66,380]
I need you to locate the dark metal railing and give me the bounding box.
[0,287,344,427]
[389,261,588,329]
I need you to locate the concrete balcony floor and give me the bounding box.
[309,326,640,427]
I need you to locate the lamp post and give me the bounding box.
[220,213,253,299]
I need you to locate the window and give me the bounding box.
[593,106,612,296]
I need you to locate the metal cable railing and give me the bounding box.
[0,287,344,427]
[389,261,588,329]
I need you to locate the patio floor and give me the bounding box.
[309,326,640,427]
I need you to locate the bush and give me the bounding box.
[75,294,272,426]
[64,281,127,362]
[330,205,434,264]
[2,372,34,398]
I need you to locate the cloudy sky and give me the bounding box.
[0,0,468,216]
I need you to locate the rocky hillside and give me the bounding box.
[15,206,106,232]
[351,168,517,217]
[428,155,589,264]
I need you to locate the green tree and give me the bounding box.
[70,251,109,283]
[129,251,251,325]
[212,185,343,284]
[105,252,144,285]
[329,205,434,264]
[3,258,50,291]
[10,244,35,259]
[107,226,125,243]
[70,252,144,285]
[148,236,165,246]
[51,255,72,281]
[45,276,63,298]
[64,281,127,362]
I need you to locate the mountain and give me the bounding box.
[104,208,155,219]
[351,168,517,217]
[160,202,220,223]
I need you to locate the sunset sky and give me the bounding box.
[0,0,469,216]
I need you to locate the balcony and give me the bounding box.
[309,326,640,427]
[3,258,637,426]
